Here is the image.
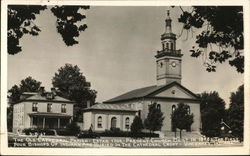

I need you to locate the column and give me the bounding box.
[120,115,124,131]
[58,118,60,129]
[106,115,109,130]
[30,117,33,128]
[43,117,45,129]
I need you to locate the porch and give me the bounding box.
[29,112,72,129]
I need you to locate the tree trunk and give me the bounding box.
[180,130,182,139]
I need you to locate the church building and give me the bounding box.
[82,11,201,134]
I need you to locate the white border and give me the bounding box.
[1,0,250,155]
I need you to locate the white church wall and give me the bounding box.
[154,85,196,99]
[108,114,121,130]
[84,110,136,132]
[122,115,135,131]
[94,113,108,131]
[118,99,200,134]
[83,112,92,130]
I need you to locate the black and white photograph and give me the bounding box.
[1,0,249,155]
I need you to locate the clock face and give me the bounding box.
[171,62,176,67]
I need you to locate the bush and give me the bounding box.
[131,116,144,134]
[66,122,80,135]
[56,129,75,136]
[22,128,58,136]
[77,131,100,139]
[110,127,121,133]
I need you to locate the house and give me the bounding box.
[12,87,74,133]
[89,10,201,135]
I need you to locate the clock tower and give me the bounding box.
[156,10,183,86]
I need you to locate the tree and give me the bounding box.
[177,6,243,73]
[7,76,41,131]
[171,103,194,139]
[227,85,244,141]
[144,103,164,133]
[198,91,226,138]
[8,76,42,104]
[19,76,42,92]
[8,5,90,55]
[52,64,97,121]
[131,116,144,134]
[8,85,21,104]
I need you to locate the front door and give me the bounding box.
[111,117,117,128]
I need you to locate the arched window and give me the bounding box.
[97,116,102,128]
[187,106,191,114]
[157,104,161,110]
[171,43,174,50]
[172,105,176,113]
[138,110,141,118]
[111,117,117,128]
[166,42,169,49]
[125,117,130,129]
[162,43,165,49]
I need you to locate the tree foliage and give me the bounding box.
[198,91,225,138]
[227,85,244,141]
[131,116,144,134]
[52,64,97,121]
[8,5,90,55]
[171,103,194,138]
[7,76,41,132]
[144,103,164,132]
[8,76,42,104]
[178,6,243,73]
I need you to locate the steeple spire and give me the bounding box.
[155,9,183,86]
[165,10,172,33]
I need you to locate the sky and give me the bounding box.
[7,6,243,107]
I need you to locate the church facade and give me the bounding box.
[83,11,201,134]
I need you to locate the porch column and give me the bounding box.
[58,118,60,129]
[43,117,45,129]
[30,117,33,127]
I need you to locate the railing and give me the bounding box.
[156,49,182,58]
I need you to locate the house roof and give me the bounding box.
[84,103,137,112]
[14,92,74,104]
[26,94,71,102]
[28,112,72,117]
[104,81,199,103]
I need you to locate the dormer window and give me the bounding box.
[61,104,66,113]
[32,103,38,112]
[46,93,53,99]
[47,103,52,112]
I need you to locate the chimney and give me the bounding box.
[51,87,56,96]
[39,87,45,96]
[87,100,91,108]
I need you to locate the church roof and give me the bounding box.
[104,81,199,103]
[84,103,137,112]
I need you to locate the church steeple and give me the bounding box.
[165,10,172,34]
[155,10,183,86]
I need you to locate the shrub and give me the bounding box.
[131,116,144,134]
[66,122,80,135]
